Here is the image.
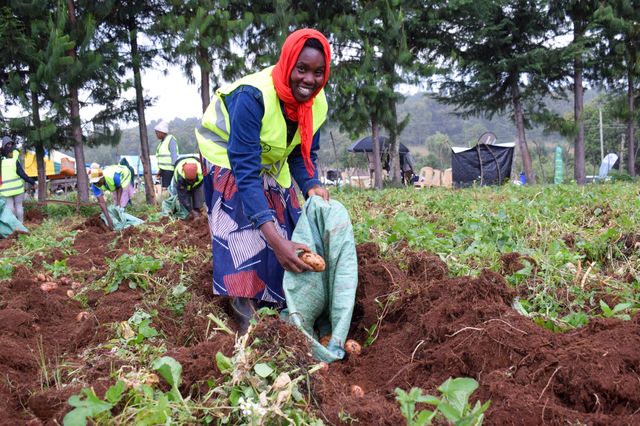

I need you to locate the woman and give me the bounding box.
[0,136,36,223]
[196,28,331,331]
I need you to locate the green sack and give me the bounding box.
[0,196,28,238]
[100,205,144,231]
[282,196,358,363]
[161,195,189,220]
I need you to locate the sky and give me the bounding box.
[124,65,203,127]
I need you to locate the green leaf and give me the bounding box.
[104,380,126,405]
[414,409,436,426]
[216,352,232,373]
[254,362,274,378]
[151,356,182,389]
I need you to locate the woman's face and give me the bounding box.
[289,46,325,103]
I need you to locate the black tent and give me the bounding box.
[451,143,515,188]
[347,135,410,154]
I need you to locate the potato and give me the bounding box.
[299,251,325,272]
[320,334,332,347]
[345,339,362,356]
[71,281,82,290]
[66,290,75,298]
[40,282,58,292]
[350,385,365,397]
[36,273,46,282]
[76,311,90,322]
[59,277,70,286]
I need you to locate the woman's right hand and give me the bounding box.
[260,221,313,273]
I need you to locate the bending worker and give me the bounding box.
[0,136,36,223]
[173,156,204,220]
[195,28,331,332]
[88,164,135,229]
[154,121,179,193]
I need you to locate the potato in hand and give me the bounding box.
[299,251,326,272]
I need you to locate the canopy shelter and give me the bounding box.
[348,135,415,184]
[347,135,410,154]
[119,155,159,176]
[451,134,515,188]
[24,150,76,178]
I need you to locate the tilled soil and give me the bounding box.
[2,215,640,425]
[314,243,640,425]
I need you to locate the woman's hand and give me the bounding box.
[260,221,313,273]
[307,185,329,201]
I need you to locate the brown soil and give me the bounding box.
[3,209,640,425]
[314,243,640,425]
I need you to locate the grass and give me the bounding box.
[333,182,640,329]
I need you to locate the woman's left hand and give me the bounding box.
[307,185,329,201]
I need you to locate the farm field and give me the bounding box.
[1,183,639,425]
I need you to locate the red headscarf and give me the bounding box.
[271,28,331,177]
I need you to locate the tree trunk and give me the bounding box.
[573,39,586,184]
[388,102,402,184]
[129,25,156,204]
[30,89,47,201]
[627,66,636,176]
[198,46,211,112]
[371,119,383,190]
[66,0,89,202]
[511,81,536,184]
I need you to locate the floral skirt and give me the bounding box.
[204,165,301,303]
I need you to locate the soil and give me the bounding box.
[2,212,640,425]
[314,243,640,425]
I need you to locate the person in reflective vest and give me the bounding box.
[0,136,36,223]
[154,120,179,191]
[195,28,331,333]
[88,164,135,229]
[172,156,204,220]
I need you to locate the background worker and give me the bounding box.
[154,120,179,193]
[173,156,204,220]
[195,28,331,332]
[88,164,135,229]
[0,136,36,223]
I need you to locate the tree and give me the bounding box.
[158,0,249,112]
[594,1,640,176]
[329,0,416,188]
[427,0,568,185]
[104,1,166,204]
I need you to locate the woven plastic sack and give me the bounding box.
[100,205,144,231]
[0,197,28,238]
[282,196,358,363]
[161,195,189,220]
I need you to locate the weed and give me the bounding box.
[395,377,490,426]
[43,259,68,279]
[101,253,163,293]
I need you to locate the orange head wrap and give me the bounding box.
[271,28,331,177]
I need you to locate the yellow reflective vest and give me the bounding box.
[173,157,203,191]
[156,135,179,171]
[195,66,327,188]
[94,165,131,193]
[0,150,24,197]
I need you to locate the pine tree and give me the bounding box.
[427,0,566,185]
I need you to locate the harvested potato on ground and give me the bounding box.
[71,281,81,290]
[320,334,332,347]
[66,290,75,298]
[350,385,365,397]
[76,312,90,322]
[345,339,362,356]
[40,282,58,292]
[59,277,70,286]
[299,251,325,272]
[36,273,46,282]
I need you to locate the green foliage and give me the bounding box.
[63,381,126,426]
[43,259,68,279]
[102,253,163,293]
[599,300,633,320]
[395,378,490,426]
